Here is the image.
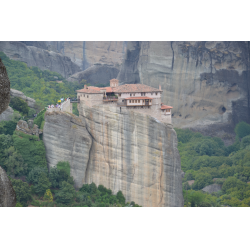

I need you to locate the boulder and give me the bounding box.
[202,184,222,194]
[67,63,119,86]
[16,120,41,137]
[0,106,14,122]
[0,167,16,207]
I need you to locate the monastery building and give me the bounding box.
[76,79,173,124]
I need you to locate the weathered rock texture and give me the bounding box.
[67,63,119,85]
[46,41,127,70]
[10,88,38,110]
[16,120,42,137]
[202,184,222,194]
[43,105,183,207]
[0,106,14,122]
[0,57,10,115]
[0,41,81,78]
[0,167,16,207]
[118,42,250,144]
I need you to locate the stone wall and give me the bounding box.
[43,105,183,207]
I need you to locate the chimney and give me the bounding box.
[84,85,87,89]
[159,85,161,90]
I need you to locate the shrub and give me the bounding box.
[116,191,125,205]
[222,177,246,193]
[235,122,250,138]
[34,172,51,196]
[55,181,76,204]
[44,189,53,202]
[9,97,29,116]
[11,179,32,206]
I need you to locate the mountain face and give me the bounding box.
[118,41,250,145]
[43,105,183,207]
[0,41,81,78]
[46,41,127,70]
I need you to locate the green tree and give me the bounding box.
[44,189,53,202]
[34,172,51,196]
[4,146,27,176]
[9,97,29,116]
[55,181,76,204]
[192,173,213,190]
[27,167,48,185]
[11,179,32,206]
[235,122,250,138]
[116,191,125,205]
[222,177,246,193]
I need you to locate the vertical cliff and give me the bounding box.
[118,41,250,144]
[46,41,127,70]
[43,106,183,207]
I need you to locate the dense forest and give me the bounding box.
[1,52,250,207]
[175,122,250,207]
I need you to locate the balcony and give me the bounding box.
[70,98,80,103]
[103,96,118,102]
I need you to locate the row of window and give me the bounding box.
[162,109,171,112]
[80,94,89,98]
[127,92,159,97]
[129,100,152,103]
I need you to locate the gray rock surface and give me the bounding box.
[0,57,10,115]
[16,120,42,137]
[117,41,250,144]
[0,41,81,78]
[10,88,37,110]
[43,105,184,207]
[202,184,222,194]
[67,63,119,85]
[46,41,127,70]
[0,106,14,122]
[20,41,48,50]
[0,167,16,207]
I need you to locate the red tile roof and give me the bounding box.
[113,84,162,93]
[161,105,173,110]
[100,87,113,93]
[76,88,102,94]
[125,96,153,100]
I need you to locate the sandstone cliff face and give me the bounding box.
[0,41,81,78]
[118,41,250,144]
[0,167,16,207]
[67,63,119,85]
[46,41,127,70]
[43,106,183,207]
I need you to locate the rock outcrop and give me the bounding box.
[10,88,38,110]
[0,106,14,122]
[43,105,183,207]
[16,120,42,137]
[67,63,119,85]
[0,57,10,115]
[0,167,16,207]
[46,41,127,70]
[202,184,222,194]
[0,41,81,78]
[118,41,250,144]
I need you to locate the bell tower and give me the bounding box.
[110,79,119,87]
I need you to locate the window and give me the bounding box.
[130,94,132,96]
[156,92,158,95]
[130,100,131,103]
[87,95,89,98]
[133,94,135,96]
[150,100,152,102]
[151,93,153,95]
[132,100,134,103]
[135,100,137,103]
[84,95,85,97]
[119,94,121,97]
[143,100,144,103]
